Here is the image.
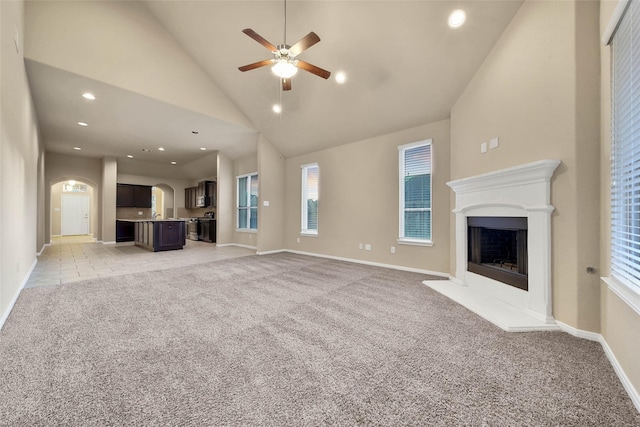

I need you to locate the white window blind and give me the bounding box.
[237,173,258,230]
[611,0,640,296]
[399,140,432,242]
[301,163,319,234]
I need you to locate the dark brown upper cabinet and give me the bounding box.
[116,184,152,208]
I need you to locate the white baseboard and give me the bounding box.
[0,258,37,332]
[216,243,257,250]
[37,243,50,256]
[256,249,287,255]
[100,241,116,245]
[556,320,640,413]
[284,249,449,277]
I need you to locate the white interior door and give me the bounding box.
[61,194,90,235]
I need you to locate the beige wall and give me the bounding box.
[216,152,234,245]
[257,136,285,253]
[232,154,259,248]
[283,120,450,273]
[450,0,601,330]
[599,0,640,400]
[24,0,253,131]
[1,0,43,322]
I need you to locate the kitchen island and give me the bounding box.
[116,219,186,252]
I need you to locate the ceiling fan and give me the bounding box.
[237,1,331,91]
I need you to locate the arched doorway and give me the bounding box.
[152,183,175,219]
[50,178,98,239]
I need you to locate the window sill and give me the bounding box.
[300,231,318,237]
[236,228,258,234]
[602,276,640,316]
[397,238,433,247]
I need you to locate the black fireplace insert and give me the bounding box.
[467,216,528,291]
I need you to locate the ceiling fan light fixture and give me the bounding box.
[272,59,298,78]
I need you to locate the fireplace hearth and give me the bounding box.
[467,217,528,291]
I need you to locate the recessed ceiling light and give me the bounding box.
[82,92,95,100]
[127,155,134,158]
[77,121,88,126]
[158,147,165,151]
[73,147,82,151]
[273,104,282,114]
[448,9,466,29]
[200,147,207,151]
[171,161,177,165]
[335,72,347,84]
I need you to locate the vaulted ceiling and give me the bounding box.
[25,1,523,177]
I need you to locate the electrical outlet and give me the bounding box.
[390,246,396,254]
[490,137,499,149]
[359,243,363,250]
[365,244,371,251]
[297,237,300,243]
[481,142,487,154]
[263,200,270,207]
[138,211,143,216]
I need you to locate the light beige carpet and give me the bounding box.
[0,253,638,426]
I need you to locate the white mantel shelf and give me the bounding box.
[433,159,562,332]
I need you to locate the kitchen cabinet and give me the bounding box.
[117,184,152,208]
[185,187,197,208]
[134,220,186,252]
[185,181,215,208]
[156,221,185,250]
[198,219,216,243]
[207,181,216,207]
[115,220,135,242]
[116,184,135,207]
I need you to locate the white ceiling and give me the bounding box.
[26,1,523,175]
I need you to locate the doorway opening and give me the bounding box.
[51,179,97,238]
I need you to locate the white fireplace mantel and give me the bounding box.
[425,159,561,331]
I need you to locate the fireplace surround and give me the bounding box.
[426,160,561,331]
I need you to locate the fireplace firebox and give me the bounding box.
[467,217,528,291]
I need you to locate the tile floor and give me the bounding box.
[26,236,255,288]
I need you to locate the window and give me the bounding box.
[301,163,319,235]
[399,140,432,244]
[237,173,258,230]
[611,0,640,302]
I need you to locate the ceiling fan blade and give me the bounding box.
[296,60,331,79]
[238,59,273,72]
[282,78,292,91]
[289,32,321,56]
[242,28,277,52]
